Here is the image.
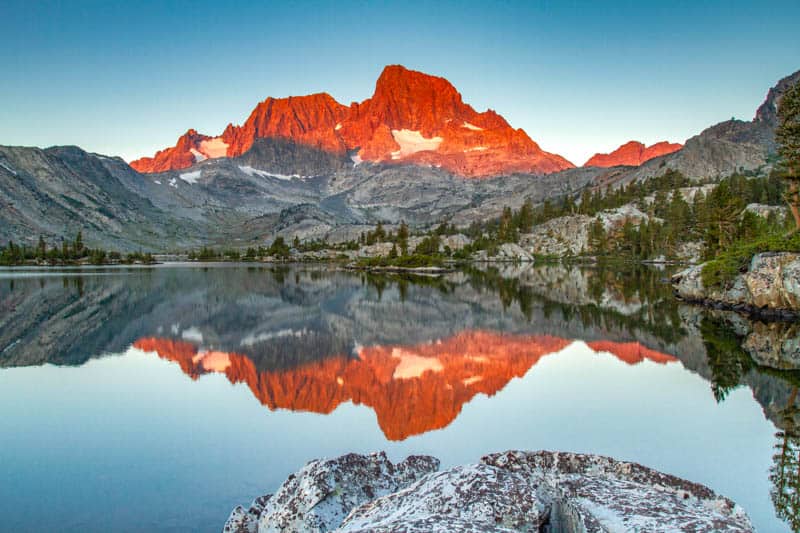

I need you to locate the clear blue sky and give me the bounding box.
[1,0,798,165]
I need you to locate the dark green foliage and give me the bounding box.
[701,232,800,288]
[357,254,444,269]
[776,79,800,230]
[364,222,387,245]
[701,317,754,402]
[397,221,409,255]
[0,232,137,266]
[223,249,241,261]
[413,235,441,256]
[771,424,800,533]
[267,237,291,259]
[585,172,788,261]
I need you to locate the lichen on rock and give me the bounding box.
[224,450,754,532]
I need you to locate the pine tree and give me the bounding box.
[74,231,84,256]
[588,219,606,254]
[777,79,800,231]
[397,221,409,255]
[513,198,534,233]
[374,222,386,241]
[37,235,46,260]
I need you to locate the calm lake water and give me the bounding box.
[1,263,798,532]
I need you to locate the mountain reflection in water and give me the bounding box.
[1,263,800,532]
[134,332,676,440]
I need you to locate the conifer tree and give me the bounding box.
[397,222,409,255]
[776,80,800,231]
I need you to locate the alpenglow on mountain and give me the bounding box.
[584,141,683,168]
[131,65,576,178]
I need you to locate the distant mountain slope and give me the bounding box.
[0,137,599,250]
[601,69,800,186]
[131,65,575,178]
[584,141,682,168]
[0,145,207,250]
[1,69,797,250]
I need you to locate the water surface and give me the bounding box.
[1,264,797,532]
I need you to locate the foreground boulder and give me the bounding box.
[672,252,800,316]
[224,450,753,532]
[224,452,438,533]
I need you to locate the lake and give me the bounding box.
[1,263,798,532]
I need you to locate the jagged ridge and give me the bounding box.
[130,65,575,178]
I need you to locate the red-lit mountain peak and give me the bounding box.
[130,65,575,177]
[584,140,682,168]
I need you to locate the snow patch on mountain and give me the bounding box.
[198,137,228,158]
[238,165,305,181]
[390,129,443,159]
[391,348,444,379]
[0,161,17,175]
[240,328,308,347]
[179,170,201,184]
[189,148,206,162]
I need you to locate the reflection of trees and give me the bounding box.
[771,388,800,532]
[702,314,800,531]
[701,317,754,402]
[464,264,686,342]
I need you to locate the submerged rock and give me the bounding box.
[672,252,800,316]
[224,450,753,532]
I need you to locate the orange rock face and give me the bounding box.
[584,141,682,168]
[133,331,676,440]
[130,65,575,177]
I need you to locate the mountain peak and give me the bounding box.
[584,140,682,168]
[131,65,575,177]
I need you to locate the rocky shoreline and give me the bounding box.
[672,252,800,319]
[223,450,753,532]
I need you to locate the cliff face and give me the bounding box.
[130,65,575,177]
[135,331,676,441]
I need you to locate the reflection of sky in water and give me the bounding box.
[0,341,784,532]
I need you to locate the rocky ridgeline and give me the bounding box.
[131,65,573,178]
[672,252,800,317]
[223,450,753,532]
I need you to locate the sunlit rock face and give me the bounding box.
[130,65,574,177]
[224,450,753,532]
[134,331,676,440]
[672,252,800,315]
[584,140,683,168]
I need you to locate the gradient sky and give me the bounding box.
[1,1,798,166]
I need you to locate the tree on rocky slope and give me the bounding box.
[777,79,800,231]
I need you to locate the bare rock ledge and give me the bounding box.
[672,252,800,318]
[223,450,753,533]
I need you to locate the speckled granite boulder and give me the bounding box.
[483,450,753,532]
[338,463,546,532]
[224,450,753,532]
[672,252,800,316]
[223,452,438,533]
